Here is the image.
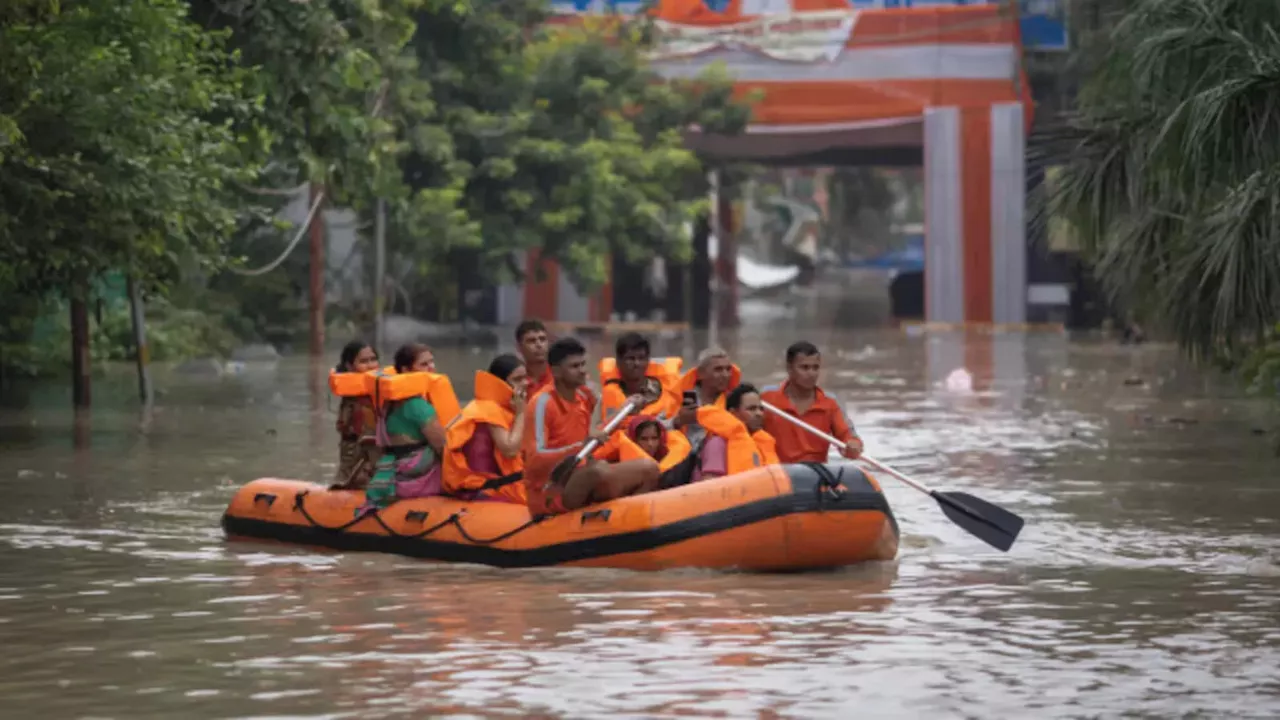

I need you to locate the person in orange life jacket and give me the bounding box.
[760,341,863,463]
[363,344,449,509]
[522,337,661,516]
[599,332,681,424]
[595,414,693,474]
[332,340,381,489]
[516,319,552,396]
[692,382,780,482]
[673,346,741,443]
[442,353,529,504]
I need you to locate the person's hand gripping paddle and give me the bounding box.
[549,398,643,486]
[761,400,1025,552]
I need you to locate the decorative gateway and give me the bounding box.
[650,9,860,64]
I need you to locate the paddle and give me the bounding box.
[548,398,642,486]
[761,400,1025,552]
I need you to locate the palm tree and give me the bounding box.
[1044,0,1280,363]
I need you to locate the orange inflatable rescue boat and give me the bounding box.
[222,463,898,571]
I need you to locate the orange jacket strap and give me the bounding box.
[751,430,780,467]
[659,429,692,472]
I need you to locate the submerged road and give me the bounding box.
[0,321,1277,717]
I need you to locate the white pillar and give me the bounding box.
[924,107,964,324]
[990,102,1027,324]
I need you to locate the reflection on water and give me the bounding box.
[1,327,1279,718]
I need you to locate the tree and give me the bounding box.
[0,0,264,395]
[1047,0,1280,364]
[0,0,261,292]
[398,6,752,296]
[188,0,435,213]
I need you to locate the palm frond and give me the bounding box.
[1048,0,1280,359]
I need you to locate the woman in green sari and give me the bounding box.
[361,344,448,512]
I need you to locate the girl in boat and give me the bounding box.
[332,340,380,490]
[362,344,451,512]
[442,353,529,504]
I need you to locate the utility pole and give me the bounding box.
[308,182,326,357]
[373,197,387,355]
[707,169,721,350]
[70,284,90,408]
[126,272,154,406]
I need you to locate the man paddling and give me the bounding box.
[516,319,552,396]
[523,337,661,516]
[761,341,863,463]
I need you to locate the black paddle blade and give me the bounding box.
[932,490,1024,552]
[549,455,580,487]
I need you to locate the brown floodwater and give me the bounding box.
[1,321,1278,718]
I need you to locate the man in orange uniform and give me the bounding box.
[523,337,661,516]
[692,383,779,480]
[761,341,863,463]
[516,319,553,396]
[599,332,681,424]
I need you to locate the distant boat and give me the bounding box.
[738,253,801,293]
[709,232,803,294]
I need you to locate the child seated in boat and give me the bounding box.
[363,344,450,511]
[332,340,380,490]
[691,383,780,482]
[594,414,694,485]
[522,337,662,516]
[442,353,529,504]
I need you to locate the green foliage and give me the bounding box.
[0,296,237,378]
[1046,0,1280,363]
[1241,324,1280,399]
[0,0,752,381]
[188,0,432,212]
[0,0,264,295]
[398,8,752,290]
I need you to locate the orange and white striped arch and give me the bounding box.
[556,0,1032,325]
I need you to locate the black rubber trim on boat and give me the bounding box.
[221,463,898,569]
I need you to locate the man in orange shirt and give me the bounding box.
[761,341,863,463]
[516,319,552,396]
[523,337,661,516]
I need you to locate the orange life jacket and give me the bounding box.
[329,368,381,437]
[677,362,743,410]
[596,414,693,472]
[696,405,780,476]
[442,371,524,495]
[373,368,461,426]
[328,368,381,399]
[597,356,684,423]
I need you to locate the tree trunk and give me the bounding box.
[70,286,91,409]
[127,273,154,406]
